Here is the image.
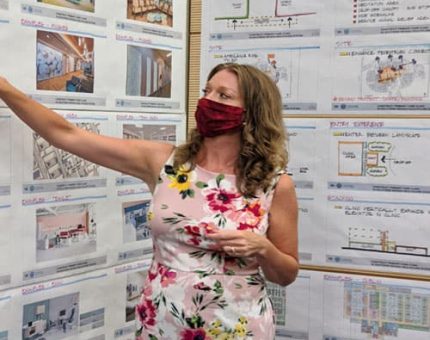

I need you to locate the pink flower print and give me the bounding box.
[193,282,212,291]
[236,201,265,231]
[184,225,202,245]
[159,265,177,288]
[247,201,264,217]
[136,299,156,329]
[201,221,218,235]
[182,222,219,247]
[205,188,240,213]
[180,328,209,340]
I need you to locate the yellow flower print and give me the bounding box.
[238,316,247,324]
[208,319,222,337]
[234,323,246,337]
[208,319,235,339]
[147,211,154,221]
[208,327,222,336]
[234,317,249,338]
[211,319,222,328]
[207,317,250,339]
[168,168,191,191]
[166,165,197,199]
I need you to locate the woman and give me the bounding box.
[0,63,298,339]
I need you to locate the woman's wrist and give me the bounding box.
[256,237,274,260]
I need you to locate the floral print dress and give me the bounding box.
[136,155,281,340]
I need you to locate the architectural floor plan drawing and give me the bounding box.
[210,0,320,32]
[206,45,319,106]
[338,141,393,177]
[362,54,428,98]
[329,119,430,186]
[324,274,430,339]
[333,45,430,103]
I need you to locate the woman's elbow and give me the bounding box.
[280,269,299,287]
[270,262,299,287]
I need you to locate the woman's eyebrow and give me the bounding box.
[213,85,238,95]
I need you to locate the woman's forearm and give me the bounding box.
[257,241,299,287]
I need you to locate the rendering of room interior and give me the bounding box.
[22,293,79,340]
[126,45,172,98]
[36,204,97,262]
[36,30,94,93]
[127,0,173,27]
[37,0,95,13]
[122,124,176,143]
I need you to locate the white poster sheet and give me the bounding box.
[268,273,314,339]
[111,0,187,113]
[0,0,188,111]
[282,118,430,275]
[284,119,324,264]
[201,41,320,113]
[331,37,430,113]
[0,1,111,110]
[324,118,430,274]
[201,0,430,115]
[2,267,112,339]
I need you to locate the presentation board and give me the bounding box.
[284,118,430,275]
[0,0,187,112]
[200,0,430,115]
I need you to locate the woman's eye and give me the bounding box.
[201,88,208,95]
[220,93,230,99]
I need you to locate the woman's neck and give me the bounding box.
[196,134,241,174]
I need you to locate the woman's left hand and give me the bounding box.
[206,230,270,257]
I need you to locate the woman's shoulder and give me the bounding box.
[272,173,297,202]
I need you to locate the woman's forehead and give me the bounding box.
[207,69,240,89]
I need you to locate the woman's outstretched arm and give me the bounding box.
[0,77,174,190]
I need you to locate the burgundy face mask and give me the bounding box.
[195,98,245,137]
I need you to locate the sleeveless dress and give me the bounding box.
[135,155,281,340]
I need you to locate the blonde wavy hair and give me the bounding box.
[174,63,288,196]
